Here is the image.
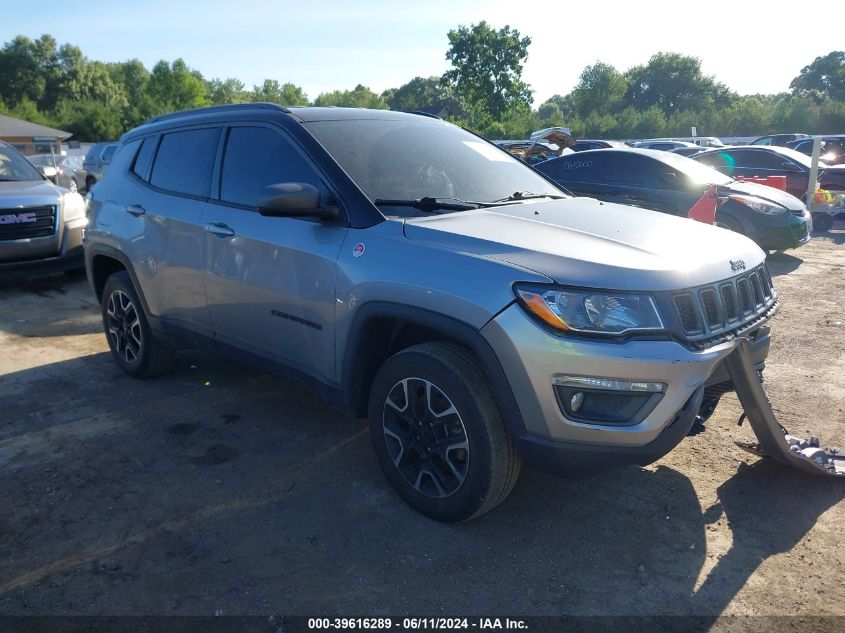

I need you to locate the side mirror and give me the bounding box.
[38,165,58,182]
[257,183,338,220]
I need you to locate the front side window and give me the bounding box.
[149,128,220,198]
[304,118,562,207]
[220,126,321,208]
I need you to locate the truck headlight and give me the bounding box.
[62,192,87,222]
[514,284,664,335]
[728,194,787,216]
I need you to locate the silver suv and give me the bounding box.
[0,141,87,275]
[84,104,777,521]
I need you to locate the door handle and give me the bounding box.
[204,223,235,237]
[125,204,146,216]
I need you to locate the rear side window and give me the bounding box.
[150,128,220,198]
[220,126,321,208]
[132,136,158,181]
[538,155,601,182]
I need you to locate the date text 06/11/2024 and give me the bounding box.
[307,618,528,630]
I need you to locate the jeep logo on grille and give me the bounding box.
[730,259,746,272]
[0,212,38,224]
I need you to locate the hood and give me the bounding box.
[0,179,64,206]
[403,198,765,292]
[720,180,804,210]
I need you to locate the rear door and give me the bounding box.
[200,123,348,383]
[116,128,219,340]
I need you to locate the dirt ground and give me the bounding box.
[0,225,843,619]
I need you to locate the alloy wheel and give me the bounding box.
[106,289,142,364]
[382,377,470,498]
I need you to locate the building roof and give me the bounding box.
[0,114,72,140]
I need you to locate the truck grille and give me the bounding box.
[0,206,57,241]
[672,263,777,345]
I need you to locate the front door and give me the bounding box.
[201,124,348,383]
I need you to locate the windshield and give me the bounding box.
[0,145,45,182]
[303,118,564,210]
[656,150,734,185]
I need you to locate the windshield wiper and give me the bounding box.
[491,191,567,203]
[374,197,493,212]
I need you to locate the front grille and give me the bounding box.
[671,263,777,345]
[0,206,57,241]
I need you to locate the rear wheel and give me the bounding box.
[101,271,176,378]
[812,213,833,232]
[368,342,521,522]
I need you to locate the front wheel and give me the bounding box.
[101,271,176,378]
[714,213,745,235]
[368,342,521,522]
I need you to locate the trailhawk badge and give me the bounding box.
[352,242,366,258]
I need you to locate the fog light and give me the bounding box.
[552,374,666,426]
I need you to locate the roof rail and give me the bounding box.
[408,110,442,120]
[144,102,291,125]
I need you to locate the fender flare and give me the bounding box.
[341,301,525,430]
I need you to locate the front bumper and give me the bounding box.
[746,211,811,251]
[482,304,770,476]
[0,217,85,274]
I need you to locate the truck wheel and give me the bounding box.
[368,342,521,522]
[101,271,175,378]
[812,213,833,232]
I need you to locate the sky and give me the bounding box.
[3,0,844,106]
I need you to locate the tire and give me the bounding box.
[101,271,176,378]
[812,213,833,232]
[714,213,745,235]
[368,342,521,522]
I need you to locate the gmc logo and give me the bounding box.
[0,212,38,224]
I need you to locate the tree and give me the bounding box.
[207,77,247,104]
[147,59,208,112]
[249,79,308,106]
[624,52,735,116]
[313,84,386,108]
[443,21,532,121]
[384,76,467,117]
[790,51,845,101]
[571,62,627,117]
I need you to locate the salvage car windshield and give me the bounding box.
[304,118,564,210]
[0,144,44,182]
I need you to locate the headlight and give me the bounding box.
[61,192,87,222]
[514,284,664,335]
[728,194,787,215]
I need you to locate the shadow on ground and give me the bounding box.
[0,350,841,616]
